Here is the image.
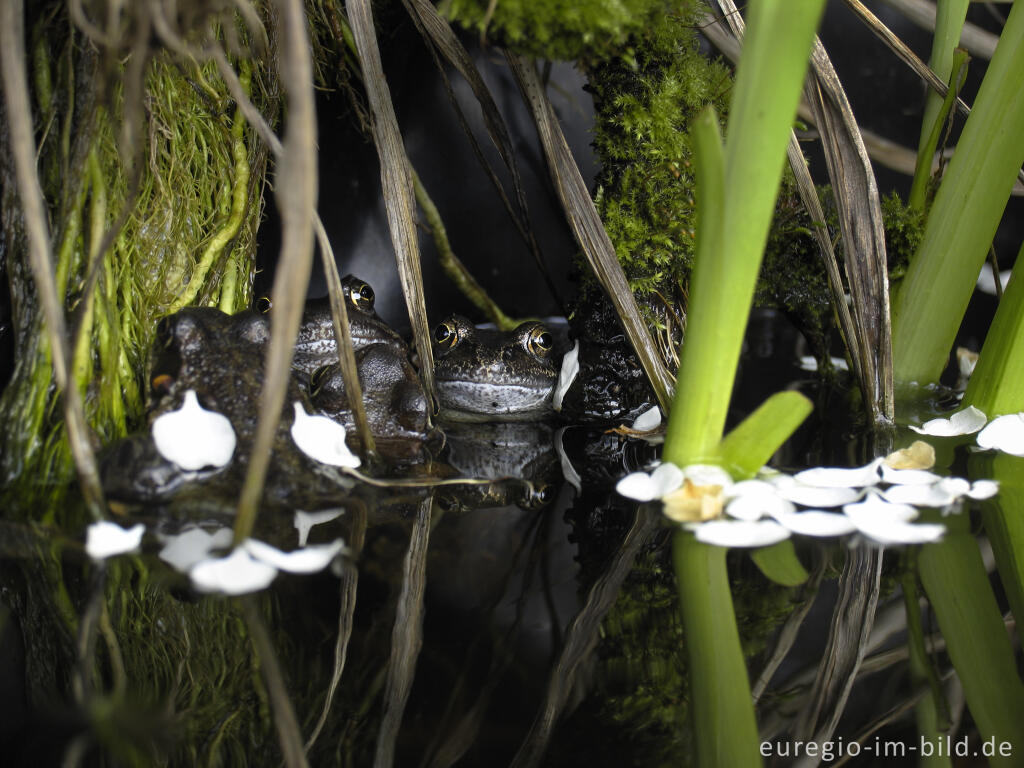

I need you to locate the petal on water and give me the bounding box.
[884,440,936,470]
[726,490,794,521]
[243,538,347,573]
[773,511,858,537]
[159,526,233,571]
[190,548,278,595]
[552,340,579,412]
[843,491,919,522]
[290,403,361,468]
[880,465,942,486]
[630,406,662,432]
[852,518,946,546]
[294,509,345,547]
[152,390,236,470]
[967,479,1000,500]
[976,413,1024,456]
[691,519,792,548]
[86,521,145,560]
[909,405,987,437]
[772,476,862,507]
[794,458,882,488]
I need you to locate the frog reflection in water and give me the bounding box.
[432,315,559,422]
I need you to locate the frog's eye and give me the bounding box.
[310,365,333,396]
[347,280,375,313]
[526,326,553,357]
[255,296,273,314]
[433,320,460,350]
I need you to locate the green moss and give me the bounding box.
[440,0,679,62]
[588,7,731,302]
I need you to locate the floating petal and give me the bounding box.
[773,511,857,537]
[152,390,236,470]
[772,475,862,507]
[726,488,794,521]
[552,341,579,411]
[794,459,882,488]
[244,538,346,573]
[843,491,919,522]
[967,480,999,500]
[683,464,734,488]
[851,518,945,546]
[616,462,683,502]
[159,526,233,571]
[976,413,1024,456]
[291,402,361,468]
[691,519,791,549]
[294,509,344,547]
[882,478,966,507]
[190,548,278,595]
[86,521,145,560]
[880,465,942,486]
[630,406,662,432]
[909,405,987,437]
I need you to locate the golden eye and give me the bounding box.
[433,320,459,349]
[255,296,273,314]
[526,326,553,357]
[310,365,332,396]
[346,280,375,312]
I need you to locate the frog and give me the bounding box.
[291,275,407,376]
[431,314,559,422]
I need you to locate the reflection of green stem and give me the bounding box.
[973,452,1024,631]
[918,522,1024,762]
[673,531,760,766]
[901,556,951,768]
[411,169,516,330]
[170,67,252,312]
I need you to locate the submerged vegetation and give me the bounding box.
[1,0,1023,766]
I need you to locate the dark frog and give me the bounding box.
[432,315,559,422]
[295,276,431,447]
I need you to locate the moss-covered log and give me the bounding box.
[0,3,276,508]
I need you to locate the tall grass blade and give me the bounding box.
[347,0,437,405]
[893,0,1024,384]
[235,0,318,540]
[508,54,674,412]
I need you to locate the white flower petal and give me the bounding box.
[772,475,862,507]
[794,459,882,489]
[967,479,999,500]
[291,402,361,468]
[159,526,233,571]
[726,491,794,521]
[554,427,582,494]
[152,390,236,470]
[909,405,987,437]
[243,538,346,573]
[630,406,662,432]
[843,491,919,522]
[552,340,579,412]
[682,464,734,488]
[616,471,659,501]
[881,482,960,508]
[798,356,849,372]
[774,510,858,537]
[880,465,943,485]
[976,413,1024,456]
[190,548,278,595]
[851,518,946,546]
[294,509,344,547]
[85,521,145,560]
[977,263,1011,295]
[691,519,791,549]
